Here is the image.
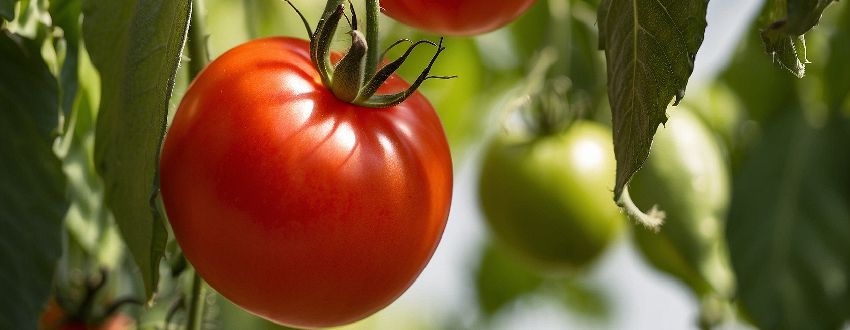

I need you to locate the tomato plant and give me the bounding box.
[628,109,735,324]
[5,0,850,329]
[381,0,537,36]
[159,5,454,326]
[479,121,625,271]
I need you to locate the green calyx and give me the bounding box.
[284,0,455,108]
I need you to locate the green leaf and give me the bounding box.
[0,32,67,330]
[475,242,544,316]
[1,0,18,21]
[62,46,125,268]
[759,0,839,78]
[825,3,850,110]
[597,0,709,199]
[722,26,800,121]
[0,31,60,141]
[727,110,850,330]
[557,279,611,321]
[82,0,191,299]
[50,0,83,116]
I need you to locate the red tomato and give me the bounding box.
[159,37,453,328]
[381,0,537,36]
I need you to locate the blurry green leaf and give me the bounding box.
[509,0,550,62]
[722,27,800,121]
[82,0,191,299]
[597,0,709,198]
[825,4,850,110]
[61,46,124,268]
[475,242,544,316]
[0,31,67,330]
[557,280,611,321]
[49,0,82,116]
[0,31,60,140]
[727,110,850,330]
[566,2,605,103]
[785,0,839,34]
[759,0,838,77]
[1,0,17,21]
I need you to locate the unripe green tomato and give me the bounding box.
[478,121,625,271]
[629,109,735,298]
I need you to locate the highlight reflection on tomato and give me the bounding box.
[159,37,453,328]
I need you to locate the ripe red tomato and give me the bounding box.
[160,37,453,328]
[381,0,537,36]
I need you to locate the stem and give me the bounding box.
[364,0,380,78]
[186,272,206,330]
[547,0,570,76]
[188,0,209,78]
[185,2,209,329]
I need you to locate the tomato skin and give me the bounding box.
[159,37,453,328]
[381,0,537,36]
[478,122,625,271]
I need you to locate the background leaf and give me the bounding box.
[722,26,800,122]
[597,0,709,198]
[726,110,850,329]
[0,31,68,330]
[0,0,18,21]
[825,3,850,110]
[475,242,544,316]
[759,0,839,77]
[557,279,611,321]
[49,0,83,116]
[81,0,191,299]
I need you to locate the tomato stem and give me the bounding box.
[285,0,454,108]
[185,2,210,329]
[616,186,665,231]
[364,0,380,78]
[188,0,209,78]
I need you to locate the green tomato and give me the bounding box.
[629,109,735,299]
[478,121,625,271]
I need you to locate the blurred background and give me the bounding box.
[23,0,850,329]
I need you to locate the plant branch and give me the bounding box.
[185,1,209,329]
[186,272,206,330]
[188,0,209,78]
